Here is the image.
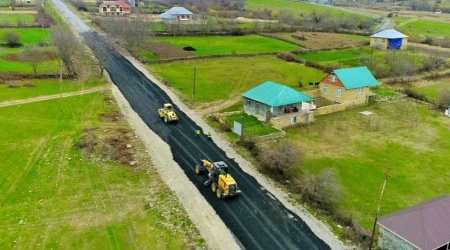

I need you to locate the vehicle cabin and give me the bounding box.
[99,1,131,16]
[242,81,315,128]
[370,29,408,50]
[319,66,378,107]
[377,196,450,250]
[159,7,194,24]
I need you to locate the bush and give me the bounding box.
[276,52,298,62]
[437,90,450,109]
[237,136,259,157]
[3,32,22,47]
[258,141,303,176]
[404,89,431,103]
[299,169,342,210]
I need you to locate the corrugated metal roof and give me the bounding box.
[160,7,193,19]
[370,29,408,39]
[333,66,378,90]
[378,196,450,250]
[241,81,312,107]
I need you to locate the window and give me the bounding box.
[291,116,297,124]
[246,99,251,106]
[323,86,328,94]
[336,88,342,97]
[119,7,123,11]
[103,7,107,11]
[358,87,362,95]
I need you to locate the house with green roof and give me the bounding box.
[241,81,315,128]
[319,66,378,107]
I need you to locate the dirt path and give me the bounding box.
[0,85,109,108]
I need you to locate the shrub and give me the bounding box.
[258,141,303,176]
[299,169,342,210]
[3,32,22,47]
[437,90,450,109]
[237,136,259,157]
[276,52,298,62]
[404,89,431,103]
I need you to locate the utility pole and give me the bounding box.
[59,59,63,99]
[192,66,196,103]
[369,172,389,250]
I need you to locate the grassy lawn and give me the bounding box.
[412,80,450,102]
[396,18,450,38]
[298,47,383,67]
[149,56,326,103]
[280,99,450,230]
[0,13,35,26]
[246,0,368,20]
[0,92,204,249]
[154,35,299,56]
[266,32,369,50]
[0,28,51,45]
[0,78,107,102]
[225,113,280,137]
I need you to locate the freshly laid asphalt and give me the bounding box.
[82,32,331,250]
[51,0,332,247]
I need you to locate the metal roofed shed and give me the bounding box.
[241,81,315,128]
[370,29,408,50]
[377,196,450,250]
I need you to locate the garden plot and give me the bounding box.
[266,32,369,50]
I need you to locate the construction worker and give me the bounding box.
[195,129,201,138]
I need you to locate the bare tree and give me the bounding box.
[258,141,303,176]
[20,47,46,74]
[3,31,21,47]
[386,51,417,81]
[52,26,79,75]
[300,169,342,209]
[36,4,54,28]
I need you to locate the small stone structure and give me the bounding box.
[370,29,408,50]
[319,66,378,107]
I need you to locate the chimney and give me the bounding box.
[331,73,336,83]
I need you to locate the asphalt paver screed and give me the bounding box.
[82,32,330,250]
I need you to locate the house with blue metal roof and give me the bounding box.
[370,29,408,50]
[319,66,378,106]
[160,7,194,23]
[241,81,315,127]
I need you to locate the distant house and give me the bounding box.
[370,29,408,50]
[319,66,378,107]
[99,1,131,16]
[159,7,194,23]
[377,196,450,250]
[242,81,315,128]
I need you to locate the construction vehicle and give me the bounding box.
[158,103,179,123]
[194,160,241,199]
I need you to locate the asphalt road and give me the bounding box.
[53,1,332,248]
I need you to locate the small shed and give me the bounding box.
[99,1,131,15]
[242,81,314,127]
[377,196,450,250]
[159,7,194,23]
[370,29,408,50]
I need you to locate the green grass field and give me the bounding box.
[412,80,450,102]
[0,28,51,45]
[0,93,204,249]
[246,0,368,20]
[0,13,35,26]
[298,47,383,67]
[396,18,450,38]
[149,56,326,103]
[226,113,279,137]
[0,79,107,102]
[281,99,450,230]
[155,35,299,56]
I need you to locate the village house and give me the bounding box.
[370,29,408,50]
[377,196,450,250]
[319,66,378,107]
[242,81,315,128]
[99,1,131,16]
[159,7,194,24]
